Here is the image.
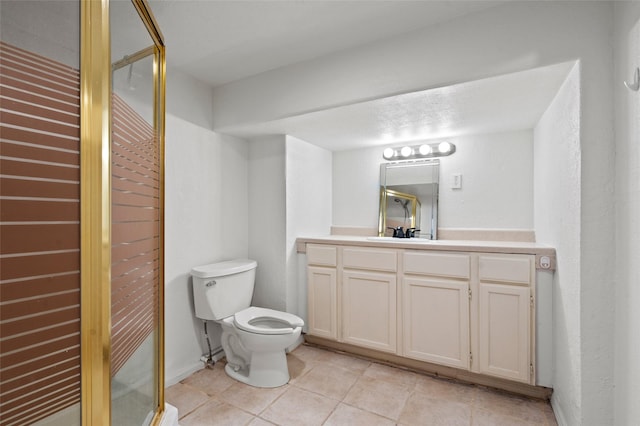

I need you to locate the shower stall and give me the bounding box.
[0,1,166,425]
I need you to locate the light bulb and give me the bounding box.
[400,146,412,157]
[418,144,432,156]
[438,142,452,153]
[383,148,395,159]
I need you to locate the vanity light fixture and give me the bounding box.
[382,141,456,160]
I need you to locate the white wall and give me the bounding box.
[285,136,332,316]
[332,131,534,231]
[533,63,582,426]
[164,70,249,384]
[212,3,609,134]
[614,3,640,425]
[164,66,215,130]
[248,136,287,311]
[247,135,332,318]
[332,146,381,228]
[438,131,533,229]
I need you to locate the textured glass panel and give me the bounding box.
[111,2,159,425]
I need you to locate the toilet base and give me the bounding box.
[224,350,290,388]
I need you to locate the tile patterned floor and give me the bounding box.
[166,344,557,426]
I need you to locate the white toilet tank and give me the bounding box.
[191,259,257,321]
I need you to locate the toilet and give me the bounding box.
[191,259,304,388]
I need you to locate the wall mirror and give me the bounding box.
[378,160,439,239]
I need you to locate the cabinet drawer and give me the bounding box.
[479,255,532,285]
[307,244,337,267]
[343,247,397,272]
[403,251,470,279]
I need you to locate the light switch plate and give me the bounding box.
[452,173,462,189]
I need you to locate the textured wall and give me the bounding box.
[164,107,249,384]
[614,3,640,424]
[285,136,333,316]
[332,130,534,231]
[533,63,582,426]
[248,136,287,311]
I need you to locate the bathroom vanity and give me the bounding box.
[296,236,556,398]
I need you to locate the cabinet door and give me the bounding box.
[342,270,396,353]
[307,266,337,340]
[403,277,470,369]
[478,282,530,383]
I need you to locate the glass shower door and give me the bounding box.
[110,1,165,424]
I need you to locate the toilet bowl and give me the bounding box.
[220,307,303,387]
[191,260,304,388]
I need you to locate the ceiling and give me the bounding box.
[145,1,571,151]
[148,1,502,88]
[217,61,574,150]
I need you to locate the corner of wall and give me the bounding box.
[533,61,582,426]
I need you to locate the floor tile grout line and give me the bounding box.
[171,382,217,421]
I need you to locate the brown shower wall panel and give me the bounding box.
[1,359,79,406]
[1,346,80,384]
[112,154,158,183]
[112,237,158,260]
[1,62,78,94]
[0,142,79,166]
[1,306,80,337]
[1,99,78,129]
[0,335,79,372]
[0,178,79,199]
[112,279,156,320]
[0,126,78,151]
[0,41,81,425]
[112,204,159,222]
[0,273,79,301]
[1,85,79,115]
[1,199,79,222]
[0,148,78,181]
[0,291,79,322]
[1,322,80,358]
[1,223,79,253]
[0,251,80,281]
[1,376,80,424]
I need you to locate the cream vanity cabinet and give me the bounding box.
[306,244,338,340]
[476,254,535,383]
[341,247,397,353]
[305,243,537,386]
[402,251,471,370]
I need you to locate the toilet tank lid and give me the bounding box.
[191,259,257,278]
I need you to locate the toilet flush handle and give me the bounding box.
[206,280,216,287]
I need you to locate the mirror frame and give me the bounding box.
[378,189,421,235]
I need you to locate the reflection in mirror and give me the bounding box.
[379,160,439,239]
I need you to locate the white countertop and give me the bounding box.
[296,235,556,258]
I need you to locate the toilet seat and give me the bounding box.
[234,307,304,335]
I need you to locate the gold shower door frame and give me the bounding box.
[80,0,166,424]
